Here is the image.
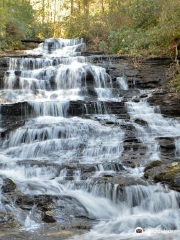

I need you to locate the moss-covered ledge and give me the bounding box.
[144,161,180,192]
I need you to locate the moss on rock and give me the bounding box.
[154,162,180,191]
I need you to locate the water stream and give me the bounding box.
[0,38,180,239]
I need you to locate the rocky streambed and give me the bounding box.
[0,39,180,240]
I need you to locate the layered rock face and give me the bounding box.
[148,91,180,117]
[0,39,180,240]
[89,55,172,88]
[0,55,172,90]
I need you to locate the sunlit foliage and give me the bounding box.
[1,0,180,55]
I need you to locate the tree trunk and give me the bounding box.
[71,0,74,14]
[42,0,45,23]
[101,0,105,13]
[78,0,81,12]
[83,0,89,17]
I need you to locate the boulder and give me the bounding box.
[157,137,175,150]
[2,178,16,193]
[154,162,180,192]
[134,119,148,126]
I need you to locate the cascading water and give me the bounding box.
[0,38,180,239]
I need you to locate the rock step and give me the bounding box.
[0,100,127,117]
[1,161,125,181]
[89,56,172,89]
[122,139,148,168]
[0,117,25,139]
[148,91,180,117]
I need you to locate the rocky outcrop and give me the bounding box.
[1,178,16,193]
[89,55,172,88]
[148,91,180,117]
[144,161,180,192]
[154,162,180,192]
[157,137,177,163]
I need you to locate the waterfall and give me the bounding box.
[0,38,180,239]
[117,76,129,90]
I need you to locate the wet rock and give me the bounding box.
[0,225,86,240]
[156,137,177,163]
[122,160,136,168]
[0,58,9,88]
[42,212,56,223]
[154,162,180,191]
[15,194,56,210]
[95,175,147,187]
[82,67,95,87]
[0,220,19,231]
[91,55,172,89]
[157,137,175,149]
[124,137,140,143]
[0,119,25,139]
[134,119,148,126]
[102,162,124,172]
[148,92,180,118]
[71,218,94,230]
[144,161,163,172]
[144,161,165,179]
[0,102,32,117]
[80,87,98,98]
[14,70,21,77]
[0,212,10,224]
[140,94,148,98]
[133,98,140,103]
[45,230,74,238]
[122,136,147,167]
[2,178,16,193]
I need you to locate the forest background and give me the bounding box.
[0,0,180,56]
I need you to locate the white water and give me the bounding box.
[0,38,180,239]
[117,76,129,90]
[126,98,180,163]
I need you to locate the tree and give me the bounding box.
[0,0,35,49]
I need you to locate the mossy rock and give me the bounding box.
[144,161,163,172]
[2,178,16,193]
[144,161,164,179]
[154,162,180,190]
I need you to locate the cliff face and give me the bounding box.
[89,55,172,88]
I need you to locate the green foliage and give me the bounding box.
[125,0,162,29]
[105,0,180,55]
[62,13,109,39]
[58,0,180,55]
[0,0,35,49]
[1,0,180,56]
